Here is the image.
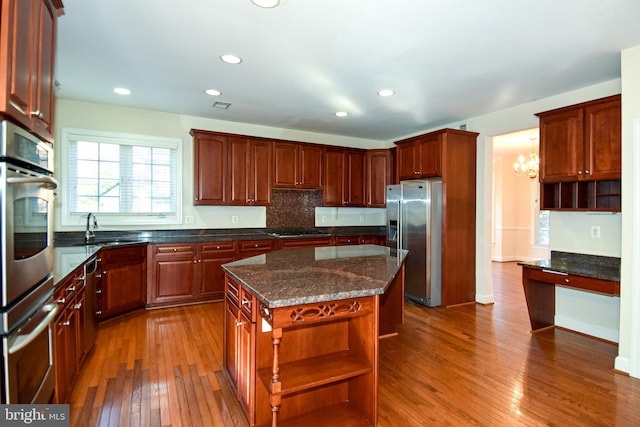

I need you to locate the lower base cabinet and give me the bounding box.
[98,245,147,320]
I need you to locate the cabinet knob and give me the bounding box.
[173,248,177,252]
[585,170,590,174]
[96,311,102,316]
[96,289,102,294]
[578,171,582,175]
[254,244,259,248]
[67,285,76,292]
[235,321,244,327]
[62,321,71,326]
[57,297,66,304]
[74,303,83,310]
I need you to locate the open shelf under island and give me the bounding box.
[221,244,408,427]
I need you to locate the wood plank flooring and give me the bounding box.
[68,262,640,426]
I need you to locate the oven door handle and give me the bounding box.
[8,303,60,355]
[7,175,58,190]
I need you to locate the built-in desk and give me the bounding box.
[518,251,620,332]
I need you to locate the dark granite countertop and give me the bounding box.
[517,251,620,282]
[222,244,408,308]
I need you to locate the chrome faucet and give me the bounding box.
[85,212,98,244]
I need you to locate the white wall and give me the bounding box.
[53,99,382,232]
[618,45,640,377]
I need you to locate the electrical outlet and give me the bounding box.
[185,215,194,224]
[590,225,601,238]
[231,215,239,224]
[322,215,327,223]
[359,215,365,223]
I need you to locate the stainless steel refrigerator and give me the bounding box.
[386,180,442,307]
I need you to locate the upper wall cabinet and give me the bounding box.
[229,136,272,206]
[396,132,441,180]
[191,130,272,206]
[273,142,323,189]
[323,147,366,207]
[192,130,228,205]
[0,0,62,143]
[365,149,394,207]
[536,95,621,211]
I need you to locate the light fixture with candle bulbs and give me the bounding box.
[513,138,539,179]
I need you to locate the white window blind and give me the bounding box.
[61,128,182,226]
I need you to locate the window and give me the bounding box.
[60,128,182,226]
[536,210,550,245]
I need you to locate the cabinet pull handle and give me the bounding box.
[74,303,83,310]
[96,289,102,294]
[96,274,102,279]
[67,285,76,292]
[30,110,43,118]
[57,297,66,304]
[242,299,250,306]
[96,311,102,316]
[62,320,71,326]
[235,321,244,327]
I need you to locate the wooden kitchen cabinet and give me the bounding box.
[537,95,621,211]
[323,147,366,207]
[229,136,273,206]
[273,141,323,189]
[276,236,333,250]
[192,130,228,205]
[98,245,147,320]
[223,276,256,419]
[0,0,61,142]
[148,241,237,306]
[53,267,85,403]
[237,239,273,259]
[366,149,394,207]
[396,133,441,180]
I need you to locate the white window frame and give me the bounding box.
[59,127,183,227]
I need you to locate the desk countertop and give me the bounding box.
[517,251,620,282]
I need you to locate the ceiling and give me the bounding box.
[55,0,640,142]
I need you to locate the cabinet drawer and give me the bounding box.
[201,241,236,255]
[226,277,240,306]
[526,268,619,296]
[54,271,83,306]
[153,243,196,256]
[240,288,256,322]
[238,240,272,252]
[335,236,360,246]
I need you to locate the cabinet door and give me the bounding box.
[249,139,272,205]
[298,144,323,189]
[54,310,72,403]
[584,97,621,180]
[0,0,33,130]
[539,108,584,182]
[30,0,56,142]
[149,244,197,305]
[193,132,228,204]
[323,148,345,206]
[100,246,147,320]
[366,149,392,207]
[200,242,236,300]
[396,142,418,180]
[229,136,250,205]
[418,134,441,177]
[224,299,240,390]
[237,311,255,418]
[346,150,366,206]
[273,142,298,188]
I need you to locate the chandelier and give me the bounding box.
[513,138,539,179]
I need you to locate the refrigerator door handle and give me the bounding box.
[397,200,403,251]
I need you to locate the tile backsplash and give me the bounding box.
[266,189,323,228]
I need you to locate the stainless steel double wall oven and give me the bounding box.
[0,120,58,404]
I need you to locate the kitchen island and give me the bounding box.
[222,244,407,427]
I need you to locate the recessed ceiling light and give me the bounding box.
[251,0,280,7]
[335,111,348,117]
[212,102,231,109]
[378,89,394,97]
[113,87,131,95]
[205,89,222,96]
[220,54,242,64]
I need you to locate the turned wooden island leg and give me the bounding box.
[270,328,283,427]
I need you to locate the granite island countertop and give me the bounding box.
[222,244,408,308]
[517,251,620,282]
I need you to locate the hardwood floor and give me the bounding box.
[68,262,640,426]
